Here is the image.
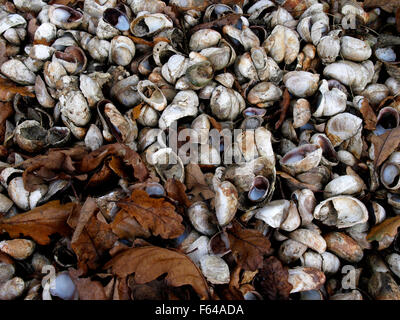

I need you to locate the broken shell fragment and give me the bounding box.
[288,267,326,293]
[214,180,238,227]
[280,144,322,175]
[187,202,217,236]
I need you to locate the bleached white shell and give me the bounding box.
[314,196,369,228]
[340,36,372,62]
[283,71,319,97]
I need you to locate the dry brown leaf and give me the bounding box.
[190,13,242,34]
[226,221,272,271]
[78,143,148,182]
[68,268,108,300]
[104,246,210,299]
[360,98,377,130]
[68,198,118,273]
[165,178,192,208]
[371,127,400,167]
[397,7,400,33]
[48,0,83,5]
[185,163,214,201]
[110,210,151,241]
[0,101,13,143]
[117,190,184,239]
[0,78,35,102]
[0,200,75,245]
[256,256,292,300]
[20,146,87,192]
[367,216,400,243]
[276,171,322,192]
[364,0,400,12]
[275,88,290,130]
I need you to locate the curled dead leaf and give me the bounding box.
[371,127,400,167]
[116,189,185,239]
[0,200,75,245]
[226,220,272,271]
[104,246,210,299]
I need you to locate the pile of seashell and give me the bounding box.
[0,0,399,300]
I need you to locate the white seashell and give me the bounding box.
[325,113,362,147]
[386,253,400,279]
[109,36,135,66]
[59,90,91,127]
[313,79,347,117]
[210,86,245,120]
[289,229,327,254]
[301,251,322,270]
[158,90,198,130]
[186,235,210,266]
[341,36,372,62]
[189,29,221,51]
[137,80,167,111]
[0,59,36,85]
[317,33,340,64]
[292,98,311,128]
[323,176,364,198]
[247,82,282,107]
[361,83,389,107]
[0,277,25,300]
[199,255,230,284]
[314,196,368,228]
[323,60,374,93]
[214,180,238,227]
[263,25,300,65]
[84,124,103,151]
[321,252,340,274]
[385,77,400,96]
[278,239,308,264]
[34,22,57,44]
[283,71,319,97]
[280,144,322,175]
[255,199,290,228]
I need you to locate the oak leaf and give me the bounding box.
[360,98,377,130]
[78,143,148,182]
[110,210,151,241]
[116,190,185,239]
[165,178,192,208]
[226,221,272,271]
[371,127,400,167]
[104,246,210,299]
[68,268,108,300]
[277,171,322,192]
[68,198,118,273]
[0,200,74,245]
[20,146,87,191]
[185,163,214,201]
[367,216,400,244]
[256,256,293,300]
